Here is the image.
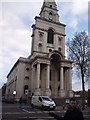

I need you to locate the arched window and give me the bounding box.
[47,29,54,44]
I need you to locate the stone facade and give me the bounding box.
[6,0,73,101]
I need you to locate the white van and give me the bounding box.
[31,96,56,110]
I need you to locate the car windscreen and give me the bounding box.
[42,97,52,101]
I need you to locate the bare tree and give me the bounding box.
[66,31,89,109]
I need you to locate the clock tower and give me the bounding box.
[40,0,59,22]
[31,0,66,57]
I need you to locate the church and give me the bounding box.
[6,0,73,102]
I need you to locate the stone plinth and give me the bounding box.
[34,88,41,95]
[45,89,51,96]
[59,90,66,98]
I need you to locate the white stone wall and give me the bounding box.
[32,18,65,56]
[6,58,31,101]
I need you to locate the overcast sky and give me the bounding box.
[0,0,89,91]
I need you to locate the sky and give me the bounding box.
[0,0,89,91]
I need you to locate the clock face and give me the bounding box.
[48,12,53,20]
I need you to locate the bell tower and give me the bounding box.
[40,0,59,23]
[31,0,66,58]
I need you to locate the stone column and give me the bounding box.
[31,66,35,96]
[31,66,34,90]
[59,66,65,98]
[46,64,50,89]
[37,63,40,89]
[35,63,41,95]
[69,68,72,90]
[60,67,64,90]
[66,69,69,90]
[45,64,51,96]
[64,68,67,90]
[68,68,73,97]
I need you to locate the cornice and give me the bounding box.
[7,57,30,78]
[35,16,66,27]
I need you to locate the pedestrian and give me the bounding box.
[49,97,84,120]
[63,98,84,120]
[19,96,22,109]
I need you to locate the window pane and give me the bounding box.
[47,29,54,44]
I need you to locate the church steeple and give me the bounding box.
[39,0,59,23]
[31,0,66,55]
[43,0,57,9]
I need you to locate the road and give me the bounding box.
[1,102,90,120]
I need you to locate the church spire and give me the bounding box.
[39,0,59,23]
[42,0,57,10]
[44,0,55,2]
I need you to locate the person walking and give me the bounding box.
[19,96,22,109]
[49,98,84,120]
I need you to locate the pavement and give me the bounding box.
[56,105,90,111]
[1,103,90,120]
[12,103,90,112]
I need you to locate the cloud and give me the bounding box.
[0,55,11,65]
[0,2,33,88]
[57,0,89,2]
[72,2,88,15]
[72,79,88,91]
[0,63,4,69]
[2,0,43,2]
[1,4,32,51]
[2,28,30,52]
[2,2,42,22]
[58,1,88,30]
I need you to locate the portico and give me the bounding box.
[31,51,73,98]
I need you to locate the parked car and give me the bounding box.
[31,96,56,110]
